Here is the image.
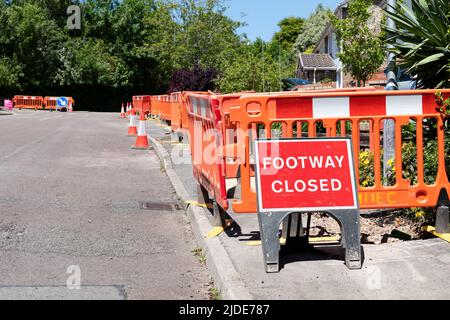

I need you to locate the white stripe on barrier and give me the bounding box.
[386,95,422,116]
[313,97,350,118]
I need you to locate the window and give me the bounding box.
[324,36,329,54]
[342,7,348,19]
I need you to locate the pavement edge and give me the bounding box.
[148,134,253,300]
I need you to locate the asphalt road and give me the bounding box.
[0,110,211,299]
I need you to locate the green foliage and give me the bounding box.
[215,40,283,93]
[0,57,22,90]
[271,17,304,52]
[330,0,385,86]
[172,0,243,69]
[0,0,318,107]
[0,2,66,90]
[384,0,450,89]
[0,0,247,109]
[294,4,331,53]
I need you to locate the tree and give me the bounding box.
[0,2,66,91]
[169,64,218,92]
[294,4,331,53]
[215,39,282,93]
[271,17,304,52]
[385,0,450,89]
[330,0,385,86]
[171,0,244,69]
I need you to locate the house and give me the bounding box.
[296,0,388,89]
[296,53,337,84]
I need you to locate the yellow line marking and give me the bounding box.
[422,225,450,243]
[246,236,340,246]
[185,200,213,209]
[205,219,234,238]
[206,227,225,238]
[309,236,340,243]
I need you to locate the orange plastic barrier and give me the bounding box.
[185,92,229,210]
[150,96,160,116]
[184,91,259,209]
[13,95,44,110]
[149,95,170,119]
[132,95,151,114]
[171,92,211,138]
[159,95,171,122]
[221,89,450,213]
[43,97,75,111]
[170,92,182,133]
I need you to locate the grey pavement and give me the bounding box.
[0,110,212,300]
[147,118,450,300]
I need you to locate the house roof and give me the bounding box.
[299,54,337,70]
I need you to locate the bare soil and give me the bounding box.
[308,211,424,244]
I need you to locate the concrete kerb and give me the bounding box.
[148,134,253,300]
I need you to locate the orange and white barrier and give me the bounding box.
[13,95,44,110]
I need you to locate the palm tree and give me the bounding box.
[385,0,450,88]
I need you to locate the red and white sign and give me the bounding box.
[254,138,358,212]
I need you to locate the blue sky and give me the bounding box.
[224,0,342,41]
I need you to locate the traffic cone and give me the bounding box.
[120,103,126,118]
[132,111,150,149]
[127,108,138,136]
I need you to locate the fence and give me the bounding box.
[222,89,450,214]
[43,97,75,111]
[13,96,44,110]
[132,95,151,114]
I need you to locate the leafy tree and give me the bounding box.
[330,0,385,86]
[385,0,450,88]
[294,4,331,53]
[0,0,301,110]
[0,2,66,91]
[0,57,22,90]
[271,17,304,52]
[215,39,282,93]
[171,0,243,69]
[169,64,218,92]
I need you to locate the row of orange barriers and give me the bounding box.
[140,88,450,217]
[138,87,450,272]
[13,96,75,111]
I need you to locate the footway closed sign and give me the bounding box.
[254,138,358,212]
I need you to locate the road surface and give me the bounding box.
[0,110,212,299]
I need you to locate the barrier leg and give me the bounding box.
[197,183,210,205]
[329,209,362,269]
[435,206,450,234]
[258,211,285,273]
[197,183,228,229]
[212,200,227,229]
[282,213,308,247]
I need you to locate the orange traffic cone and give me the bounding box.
[120,103,126,118]
[132,111,150,149]
[127,108,138,136]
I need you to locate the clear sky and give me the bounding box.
[224,0,342,41]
